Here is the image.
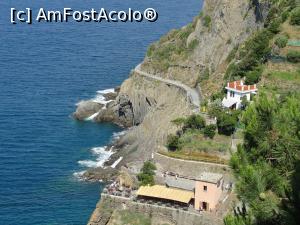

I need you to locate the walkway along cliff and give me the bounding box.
[75,0,269,169]
[73,0,271,224]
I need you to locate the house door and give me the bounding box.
[202,202,208,211]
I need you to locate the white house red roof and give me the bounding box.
[226,80,257,92]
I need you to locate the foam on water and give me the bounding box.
[78,146,113,168]
[73,170,86,180]
[112,130,127,141]
[92,88,115,105]
[85,112,100,121]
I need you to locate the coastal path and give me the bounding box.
[134,64,201,110]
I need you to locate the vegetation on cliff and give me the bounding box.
[224,0,298,85]
[164,114,231,164]
[146,14,200,72]
[137,161,156,186]
[226,93,300,225]
[224,0,300,224]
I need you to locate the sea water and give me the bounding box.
[0,0,202,224]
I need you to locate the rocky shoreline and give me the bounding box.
[73,88,133,182]
[73,0,271,223]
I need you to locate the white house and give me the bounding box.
[222,80,257,110]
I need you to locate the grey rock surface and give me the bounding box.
[73,100,103,120]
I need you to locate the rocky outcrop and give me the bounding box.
[73,100,103,120]
[94,94,134,127]
[83,167,119,182]
[106,73,192,161]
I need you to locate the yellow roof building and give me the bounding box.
[136,185,194,204]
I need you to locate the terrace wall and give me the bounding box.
[88,194,223,225]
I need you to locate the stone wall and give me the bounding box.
[88,194,223,225]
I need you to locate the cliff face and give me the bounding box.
[142,0,269,94]
[86,0,271,224]
[92,0,268,161]
[95,73,192,162]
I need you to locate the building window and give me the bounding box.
[230,91,235,97]
[203,186,207,191]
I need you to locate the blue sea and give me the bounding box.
[0,1,202,224]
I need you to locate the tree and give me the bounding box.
[245,69,262,85]
[230,94,300,225]
[275,35,288,48]
[203,124,217,139]
[166,134,180,151]
[217,113,237,136]
[184,114,206,130]
[141,161,156,175]
[224,214,252,225]
[268,18,281,34]
[203,15,211,28]
[241,96,250,109]
[208,99,223,118]
[137,161,157,186]
[287,50,300,63]
[290,7,300,25]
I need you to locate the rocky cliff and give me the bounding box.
[84,0,268,162]
[142,0,270,94]
[84,0,272,224]
[74,0,270,181]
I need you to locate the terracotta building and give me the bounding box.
[194,172,224,211]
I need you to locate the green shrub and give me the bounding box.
[203,15,211,28]
[147,44,156,57]
[226,29,272,80]
[188,39,199,51]
[245,67,263,84]
[167,134,180,151]
[141,161,156,175]
[184,114,206,130]
[226,45,239,62]
[287,50,300,63]
[244,30,273,60]
[268,18,281,34]
[275,35,288,48]
[281,11,290,22]
[217,113,238,136]
[265,6,279,27]
[203,124,217,139]
[208,99,223,119]
[137,161,156,186]
[198,68,210,82]
[241,96,250,109]
[178,24,194,40]
[290,7,300,25]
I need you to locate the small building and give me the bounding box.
[165,176,195,191]
[136,185,194,206]
[136,172,224,212]
[222,80,257,109]
[194,172,223,211]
